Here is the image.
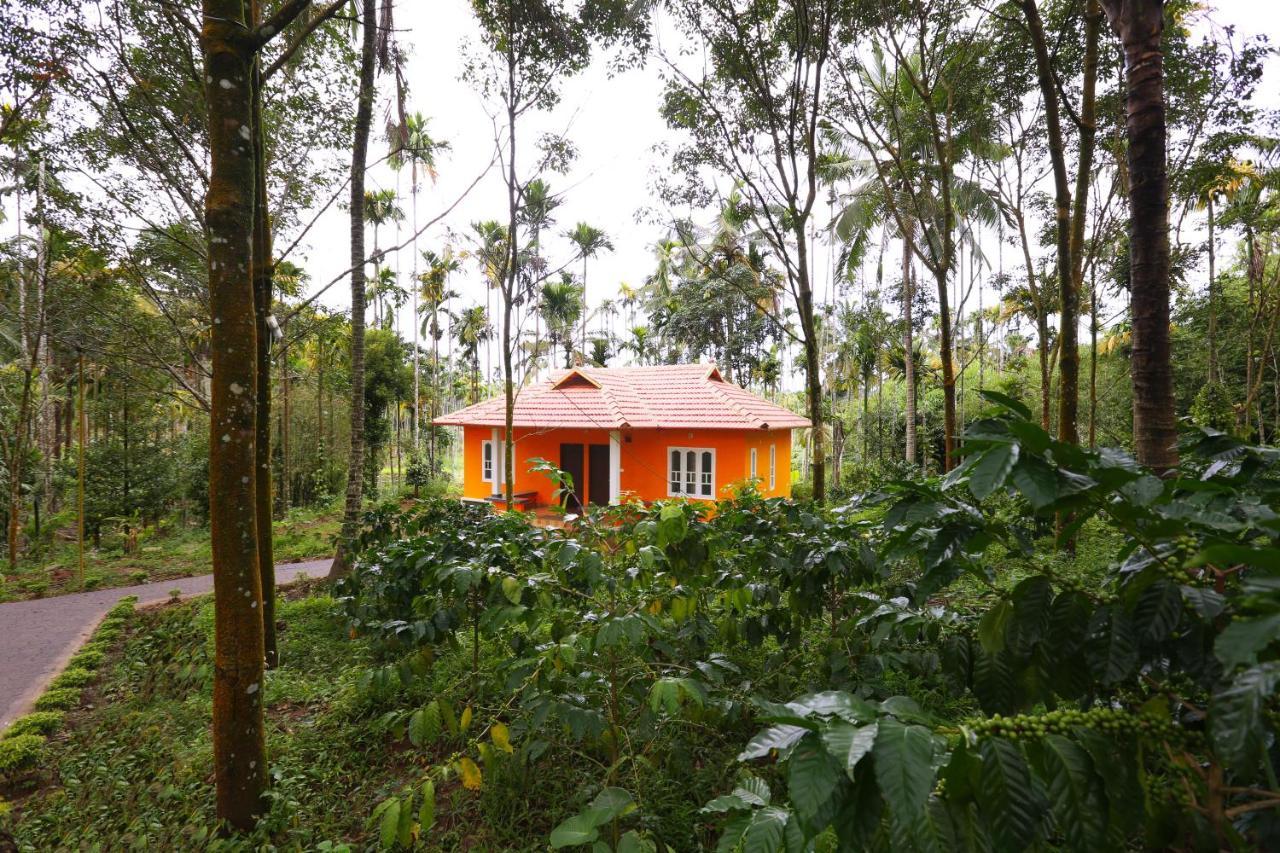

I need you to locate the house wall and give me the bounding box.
[618,427,792,502]
[461,425,615,504]
[461,424,795,506]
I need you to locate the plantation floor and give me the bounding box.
[0,559,330,729]
[1,585,756,850]
[1,505,341,602]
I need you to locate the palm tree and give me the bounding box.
[363,188,403,327]
[566,222,613,352]
[1098,0,1176,469]
[453,304,493,404]
[389,112,447,453]
[419,248,459,474]
[540,277,584,369]
[624,324,657,366]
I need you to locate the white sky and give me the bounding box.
[4,0,1278,387]
[288,0,1280,384]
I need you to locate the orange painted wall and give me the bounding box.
[618,427,792,502]
[461,424,794,506]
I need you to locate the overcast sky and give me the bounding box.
[5,1,1278,387]
[286,0,1279,384]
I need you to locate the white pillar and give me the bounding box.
[609,430,622,504]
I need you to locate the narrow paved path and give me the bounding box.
[0,559,331,729]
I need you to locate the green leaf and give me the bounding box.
[407,704,441,747]
[978,388,1033,420]
[1215,614,1280,670]
[378,797,401,851]
[418,780,435,833]
[976,737,1043,853]
[1188,543,1280,571]
[786,734,840,827]
[589,787,636,822]
[1181,585,1226,620]
[501,576,522,605]
[972,644,1017,715]
[1006,576,1053,655]
[820,720,878,775]
[739,724,809,761]
[1210,663,1280,777]
[872,719,936,835]
[1037,735,1105,852]
[969,444,1019,501]
[977,599,1013,654]
[741,806,790,853]
[1011,456,1058,510]
[550,814,600,848]
[616,831,655,853]
[1133,579,1183,644]
[1085,606,1137,686]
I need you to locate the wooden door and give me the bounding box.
[588,443,610,506]
[559,443,584,513]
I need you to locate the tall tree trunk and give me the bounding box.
[903,241,917,466]
[251,50,278,670]
[1020,0,1079,445]
[330,0,377,579]
[1089,261,1099,448]
[1100,0,1177,471]
[281,327,291,512]
[77,352,86,587]
[1016,213,1053,430]
[502,48,518,506]
[797,231,825,501]
[202,0,266,828]
[1066,0,1101,443]
[1206,195,1217,383]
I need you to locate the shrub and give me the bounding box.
[69,649,105,670]
[127,570,149,584]
[2,712,64,739]
[0,735,44,774]
[49,668,93,690]
[18,578,49,598]
[1191,381,1235,432]
[34,689,81,711]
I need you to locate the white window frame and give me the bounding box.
[668,446,716,499]
[769,444,777,490]
[749,447,758,480]
[481,439,495,484]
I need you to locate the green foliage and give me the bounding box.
[1191,382,1238,433]
[702,397,1280,850]
[2,712,64,739]
[49,667,94,689]
[0,734,45,775]
[33,688,81,711]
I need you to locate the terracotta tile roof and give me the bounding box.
[434,364,811,431]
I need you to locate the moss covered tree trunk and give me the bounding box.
[251,48,277,669]
[202,0,267,829]
[330,0,377,578]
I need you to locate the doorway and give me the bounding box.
[588,443,610,506]
[559,443,585,512]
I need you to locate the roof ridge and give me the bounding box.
[704,374,764,428]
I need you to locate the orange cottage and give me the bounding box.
[434,364,810,511]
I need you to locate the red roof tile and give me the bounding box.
[433,364,811,431]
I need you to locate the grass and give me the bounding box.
[0,503,340,602]
[0,583,802,850]
[0,512,1124,850]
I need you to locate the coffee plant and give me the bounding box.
[335,392,1278,850]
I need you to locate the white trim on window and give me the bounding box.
[668,446,716,498]
[749,447,758,480]
[769,444,777,490]
[482,439,495,483]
